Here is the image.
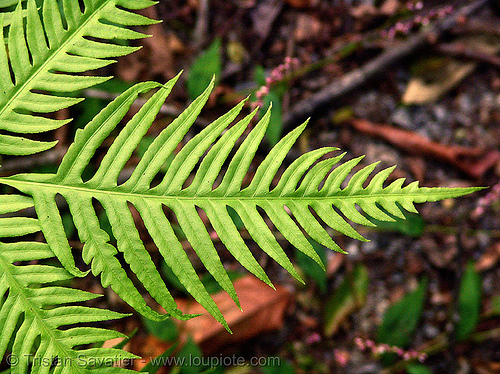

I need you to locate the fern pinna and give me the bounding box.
[0,0,156,155]
[0,74,480,330]
[0,195,137,374]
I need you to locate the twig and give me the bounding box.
[434,42,500,68]
[0,147,67,174]
[221,0,284,81]
[382,327,500,374]
[282,0,490,129]
[451,18,500,38]
[192,0,210,50]
[347,118,500,179]
[83,89,209,126]
[83,89,179,117]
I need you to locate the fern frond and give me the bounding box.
[0,76,481,329]
[0,0,157,155]
[0,195,137,374]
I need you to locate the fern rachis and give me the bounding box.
[0,75,481,331]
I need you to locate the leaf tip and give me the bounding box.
[69,267,90,278]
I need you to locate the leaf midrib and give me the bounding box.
[0,177,441,203]
[0,0,113,118]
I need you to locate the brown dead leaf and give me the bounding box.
[294,14,322,42]
[133,334,173,371]
[174,275,292,354]
[350,0,399,19]
[143,24,186,79]
[421,235,458,268]
[102,337,127,349]
[430,290,453,305]
[117,7,186,82]
[405,250,424,275]
[349,118,500,179]
[131,276,291,369]
[326,252,344,277]
[475,242,500,272]
[403,60,476,105]
[379,0,400,15]
[403,34,500,104]
[350,4,377,19]
[285,0,316,8]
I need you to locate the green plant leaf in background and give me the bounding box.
[261,91,283,146]
[253,65,284,146]
[140,344,179,374]
[142,317,179,343]
[176,339,204,374]
[489,295,500,316]
[369,209,425,238]
[377,277,428,348]
[323,264,369,337]
[406,363,432,374]
[188,37,221,100]
[296,239,327,294]
[456,262,482,341]
[253,65,266,88]
[261,359,295,374]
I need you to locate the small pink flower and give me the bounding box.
[355,337,365,350]
[333,349,350,367]
[305,332,321,345]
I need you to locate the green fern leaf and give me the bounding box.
[0,194,137,374]
[0,75,481,330]
[0,0,157,155]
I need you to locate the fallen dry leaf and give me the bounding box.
[403,59,476,105]
[285,0,315,8]
[133,334,174,371]
[117,7,186,82]
[475,242,500,272]
[421,235,458,268]
[326,252,344,277]
[175,275,292,354]
[132,275,291,370]
[403,34,500,104]
[350,0,399,19]
[349,118,500,179]
[294,14,322,42]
